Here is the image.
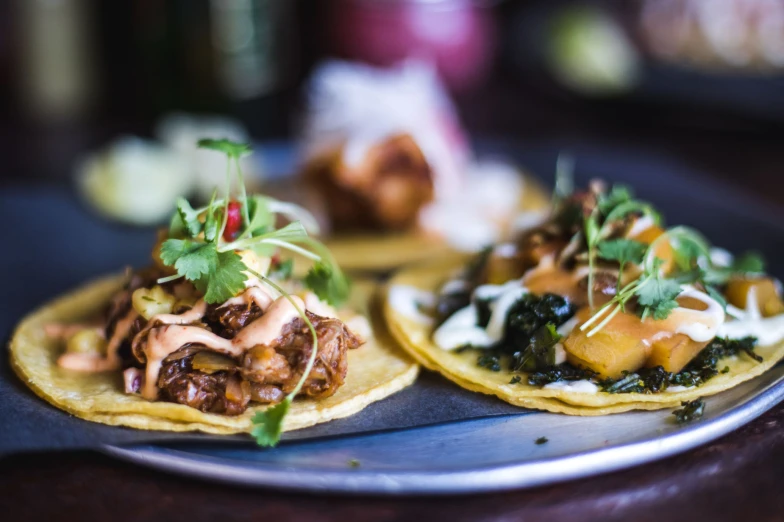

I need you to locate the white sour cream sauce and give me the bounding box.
[387,285,436,326]
[661,285,725,342]
[718,286,784,346]
[432,280,528,351]
[543,379,599,394]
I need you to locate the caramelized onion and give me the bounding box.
[192,351,237,373]
[165,345,202,362]
[225,376,242,402]
[250,383,285,404]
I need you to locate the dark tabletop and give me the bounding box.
[4,76,784,521]
[2,400,784,522]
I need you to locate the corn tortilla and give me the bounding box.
[9,275,418,434]
[384,256,784,413]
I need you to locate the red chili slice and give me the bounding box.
[223,201,243,241]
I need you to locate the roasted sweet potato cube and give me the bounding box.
[563,311,654,379]
[726,277,784,317]
[485,248,527,285]
[646,334,709,373]
[632,225,674,274]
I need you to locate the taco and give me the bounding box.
[385,175,784,415]
[9,139,417,445]
[298,60,550,271]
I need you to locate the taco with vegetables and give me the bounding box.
[385,169,784,415]
[9,139,417,446]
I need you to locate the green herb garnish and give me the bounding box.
[597,238,646,294]
[477,354,502,372]
[251,398,289,447]
[535,436,549,445]
[513,323,563,372]
[249,272,320,447]
[158,140,348,307]
[673,399,705,424]
[269,258,294,280]
[157,139,351,447]
[305,261,351,307]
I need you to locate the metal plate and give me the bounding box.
[102,365,784,494]
[97,140,784,493]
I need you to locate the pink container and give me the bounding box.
[328,0,497,91]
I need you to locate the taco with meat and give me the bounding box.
[9,139,417,446]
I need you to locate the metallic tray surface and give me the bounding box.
[101,140,784,494]
[103,365,784,494]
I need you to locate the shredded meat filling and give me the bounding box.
[146,309,361,415]
[242,311,362,400]
[203,303,265,339]
[157,352,249,415]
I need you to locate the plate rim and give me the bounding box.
[101,371,784,495]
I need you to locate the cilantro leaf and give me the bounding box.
[245,196,274,237]
[666,227,711,271]
[169,212,186,238]
[598,238,646,267]
[269,258,294,280]
[305,261,350,307]
[705,284,728,312]
[604,200,660,226]
[200,250,248,304]
[160,240,247,304]
[733,252,765,274]
[251,399,290,447]
[264,221,309,242]
[672,267,704,285]
[597,185,632,215]
[636,276,681,320]
[197,138,252,158]
[704,251,767,285]
[248,242,277,257]
[160,239,215,281]
[245,221,312,259]
[175,198,203,238]
[203,208,220,243]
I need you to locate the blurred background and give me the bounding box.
[1,0,784,205]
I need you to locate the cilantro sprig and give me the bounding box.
[583,185,660,309]
[597,238,646,293]
[156,139,355,445]
[248,271,320,447]
[580,256,676,336]
[157,139,348,307]
[580,219,767,336]
[155,139,351,446]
